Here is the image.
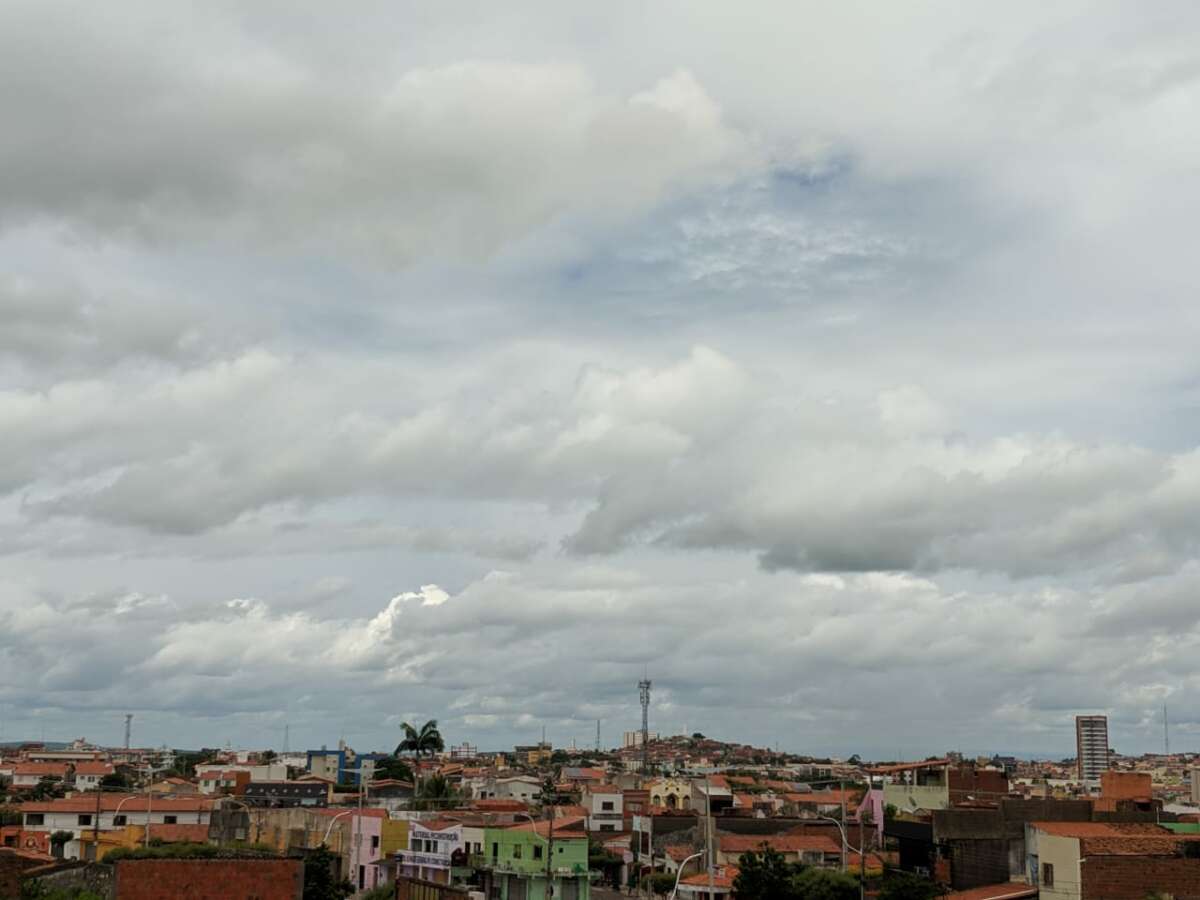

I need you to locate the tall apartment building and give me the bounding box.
[1076,714,1110,782]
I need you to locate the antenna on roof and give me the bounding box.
[596,719,601,753]
[639,678,652,774]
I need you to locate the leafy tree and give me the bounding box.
[792,867,860,900]
[374,756,414,782]
[29,777,65,801]
[100,771,130,790]
[303,845,355,900]
[883,803,898,822]
[733,847,797,899]
[260,749,278,765]
[878,870,941,900]
[413,774,458,811]
[641,872,677,896]
[396,720,445,757]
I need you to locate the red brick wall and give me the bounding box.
[1082,855,1200,900]
[1100,771,1152,801]
[0,848,54,898]
[114,858,303,899]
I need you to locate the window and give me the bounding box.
[601,824,615,832]
[492,842,499,858]
[601,801,614,811]
[534,845,543,860]
[163,816,177,825]
[26,814,44,826]
[113,815,127,826]
[513,844,522,859]
[1041,863,1054,887]
[78,814,92,826]
[371,836,379,851]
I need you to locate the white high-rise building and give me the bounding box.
[1075,714,1110,782]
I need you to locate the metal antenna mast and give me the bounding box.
[638,679,652,774]
[1164,704,1170,756]
[124,714,133,750]
[596,719,601,753]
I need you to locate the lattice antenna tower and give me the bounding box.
[638,679,652,773]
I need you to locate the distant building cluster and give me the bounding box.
[2,709,1199,898]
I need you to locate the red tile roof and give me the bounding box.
[679,865,738,888]
[1032,822,1167,838]
[868,758,952,775]
[13,763,69,777]
[719,834,840,855]
[1080,835,1200,856]
[74,762,115,776]
[21,795,213,813]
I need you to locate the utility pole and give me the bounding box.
[858,808,865,900]
[706,775,714,896]
[840,780,847,872]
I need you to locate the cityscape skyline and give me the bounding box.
[4,1,1200,786]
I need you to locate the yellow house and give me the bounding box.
[380,817,408,858]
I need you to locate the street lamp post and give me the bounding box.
[668,849,706,900]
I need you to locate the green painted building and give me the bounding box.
[477,820,591,900]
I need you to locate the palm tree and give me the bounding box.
[396,719,445,758]
[414,773,458,811]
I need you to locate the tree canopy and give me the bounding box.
[733,848,860,900]
[396,719,445,757]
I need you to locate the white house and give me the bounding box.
[21,795,213,860]
[399,819,466,884]
[582,784,623,832]
[72,762,116,791]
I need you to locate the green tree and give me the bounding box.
[100,770,130,790]
[396,720,445,757]
[733,847,798,900]
[374,756,414,782]
[302,845,355,900]
[878,870,941,900]
[29,777,65,801]
[641,872,677,896]
[413,774,458,811]
[260,749,278,765]
[792,867,860,900]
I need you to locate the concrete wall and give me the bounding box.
[1033,834,1080,900]
[884,783,949,812]
[113,858,303,900]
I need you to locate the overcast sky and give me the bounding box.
[3,1,1200,759]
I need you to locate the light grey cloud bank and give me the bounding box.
[2,0,1200,756]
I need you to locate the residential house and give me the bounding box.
[243,780,328,807]
[872,759,953,813]
[196,769,251,796]
[71,762,115,791]
[1026,821,1200,900]
[715,834,842,868]
[581,785,623,833]
[400,818,467,885]
[478,817,591,900]
[19,795,213,861]
[10,763,70,790]
[675,864,737,900]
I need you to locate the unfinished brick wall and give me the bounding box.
[0,848,59,899]
[1081,855,1200,899]
[113,858,303,900]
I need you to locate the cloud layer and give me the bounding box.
[3,0,1200,756]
